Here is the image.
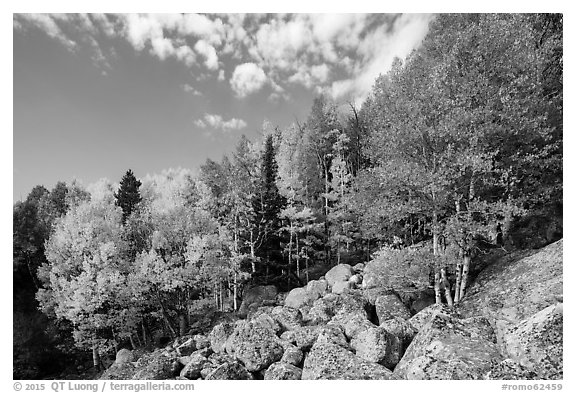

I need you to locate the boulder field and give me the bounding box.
[101,240,562,380]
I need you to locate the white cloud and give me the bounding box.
[217,70,226,81]
[182,84,202,96]
[196,114,247,132]
[194,40,219,70]
[15,14,77,50]
[230,62,267,97]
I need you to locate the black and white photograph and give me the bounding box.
[11,5,564,388]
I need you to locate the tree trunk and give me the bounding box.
[179,313,188,337]
[233,271,238,311]
[440,267,453,307]
[129,334,136,350]
[250,241,256,273]
[156,293,177,338]
[92,343,101,372]
[459,253,471,301]
[295,234,300,277]
[142,320,148,347]
[454,258,463,303]
[434,270,442,304]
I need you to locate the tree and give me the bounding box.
[115,169,142,224]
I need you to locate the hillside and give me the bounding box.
[100,239,563,380]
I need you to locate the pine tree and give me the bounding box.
[115,169,142,224]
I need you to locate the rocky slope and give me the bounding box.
[100,240,563,380]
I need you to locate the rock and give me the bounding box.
[284,287,320,310]
[209,322,235,353]
[485,359,539,380]
[179,354,209,379]
[271,306,303,331]
[349,274,362,286]
[331,280,353,294]
[281,346,304,366]
[379,316,417,350]
[307,279,328,298]
[458,240,563,346]
[239,285,278,315]
[394,313,502,379]
[291,326,323,351]
[329,311,376,340]
[302,342,393,380]
[325,264,353,287]
[264,362,303,380]
[132,354,179,379]
[200,366,216,379]
[375,294,411,323]
[204,361,254,380]
[362,287,392,305]
[410,293,436,314]
[307,297,335,324]
[280,330,296,345]
[224,319,285,372]
[352,263,365,272]
[408,303,454,332]
[315,325,349,348]
[115,348,134,364]
[175,337,196,356]
[351,326,402,369]
[193,334,210,350]
[99,363,136,380]
[249,311,282,335]
[208,352,235,366]
[503,303,563,379]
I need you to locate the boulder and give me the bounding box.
[284,287,320,310]
[132,354,179,379]
[271,306,303,331]
[224,319,285,372]
[204,361,254,380]
[350,326,403,369]
[325,264,353,287]
[209,322,236,353]
[248,311,282,334]
[375,294,411,322]
[394,313,502,379]
[264,362,303,380]
[315,325,349,348]
[179,354,209,379]
[349,274,363,286]
[307,297,335,324]
[408,303,454,332]
[290,326,323,351]
[458,240,563,346]
[239,285,278,315]
[379,316,417,350]
[307,279,329,299]
[331,280,353,294]
[352,263,365,272]
[281,345,304,366]
[485,359,539,380]
[302,342,393,380]
[115,348,134,364]
[329,311,376,340]
[175,337,196,356]
[503,303,563,379]
[99,363,136,380]
[193,334,210,350]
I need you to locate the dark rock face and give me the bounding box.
[239,285,278,315]
[302,342,393,380]
[486,359,538,380]
[503,303,563,380]
[264,362,302,380]
[394,313,502,379]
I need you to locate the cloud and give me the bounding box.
[182,84,202,96]
[230,62,267,97]
[14,14,77,50]
[195,114,247,132]
[194,40,219,70]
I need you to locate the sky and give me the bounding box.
[13,13,434,202]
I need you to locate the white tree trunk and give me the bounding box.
[459,253,471,301]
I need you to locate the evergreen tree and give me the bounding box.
[115,169,142,224]
[251,135,286,277]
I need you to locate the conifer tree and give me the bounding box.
[115,169,142,224]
